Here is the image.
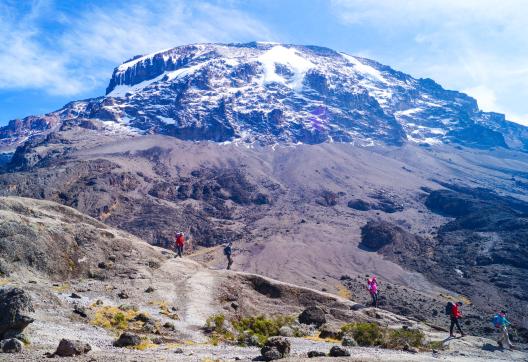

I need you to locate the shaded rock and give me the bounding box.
[117,290,129,299]
[73,304,88,318]
[54,339,91,357]
[142,321,160,334]
[299,306,326,327]
[113,332,141,347]
[329,346,350,357]
[1,338,23,353]
[261,336,290,360]
[145,286,155,293]
[174,347,184,354]
[347,199,371,211]
[0,287,34,339]
[69,293,81,299]
[319,324,341,339]
[360,220,421,251]
[163,322,175,331]
[134,313,153,323]
[307,350,326,358]
[152,337,163,345]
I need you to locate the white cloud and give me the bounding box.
[0,1,274,96]
[330,0,528,125]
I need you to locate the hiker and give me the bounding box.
[367,275,379,307]
[223,242,233,270]
[493,310,514,350]
[446,301,465,337]
[175,232,185,258]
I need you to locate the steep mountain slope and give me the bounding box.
[1,42,527,152]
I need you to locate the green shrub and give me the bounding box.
[205,314,226,333]
[384,328,425,349]
[232,315,295,346]
[340,322,384,346]
[112,312,127,329]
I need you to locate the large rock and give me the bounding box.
[261,337,291,360]
[360,220,420,251]
[329,345,350,357]
[1,338,23,353]
[307,351,326,358]
[298,306,326,327]
[0,287,34,339]
[342,336,358,347]
[54,339,91,357]
[113,332,141,347]
[318,324,341,339]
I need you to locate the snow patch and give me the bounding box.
[341,53,388,84]
[257,46,315,90]
[157,116,176,125]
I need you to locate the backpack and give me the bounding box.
[492,314,501,328]
[445,301,454,316]
[223,245,231,256]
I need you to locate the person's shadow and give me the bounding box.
[482,343,502,352]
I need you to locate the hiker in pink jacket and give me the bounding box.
[367,276,379,307]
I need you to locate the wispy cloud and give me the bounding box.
[0,0,274,96]
[330,0,528,125]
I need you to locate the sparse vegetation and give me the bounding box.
[91,305,143,331]
[384,328,425,349]
[336,283,352,299]
[204,314,296,347]
[340,322,442,351]
[341,322,384,346]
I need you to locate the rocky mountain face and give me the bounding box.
[1,42,528,345]
[2,42,528,153]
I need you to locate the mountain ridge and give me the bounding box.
[1,42,527,153]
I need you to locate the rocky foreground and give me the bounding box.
[0,197,525,361]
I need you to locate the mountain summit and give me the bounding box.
[1,42,527,151]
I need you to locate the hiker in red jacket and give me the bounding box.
[449,301,465,337]
[175,232,185,258]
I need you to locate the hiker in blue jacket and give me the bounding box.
[493,310,514,350]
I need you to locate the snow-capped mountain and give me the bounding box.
[2,42,527,150]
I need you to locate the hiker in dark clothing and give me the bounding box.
[223,242,233,270]
[449,301,465,337]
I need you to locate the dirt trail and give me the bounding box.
[182,269,217,327]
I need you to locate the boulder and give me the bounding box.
[279,326,294,337]
[329,345,350,357]
[54,339,91,357]
[307,351,326,358]
[298,306,326,327]
[73,304,88,318]
[0,287,34,339]
[1,338,23,353]
[347,199,371,211]
[342,336,358,347]
[261,337,291,360]
[117,290,129,299]
[113,332,141,347]
[318,324,341,339]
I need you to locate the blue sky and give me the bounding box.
[1,0,527,126]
